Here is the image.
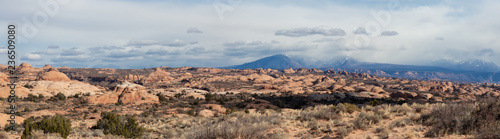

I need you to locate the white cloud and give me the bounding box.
[21,53,42,61]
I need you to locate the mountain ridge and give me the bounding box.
[223,54,500,83]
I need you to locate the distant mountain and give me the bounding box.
[339,60,452,73]
[288,55,351,69]
[429,59,499,72]
[223,54,500,83]
[223,54,303,69]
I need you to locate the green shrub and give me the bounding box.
[92,112,145,138]
[353,112,382,130]
[337,127,352,138]
[25,94,44,102]
[21,115,71,139]
[204,93,215,102]
[192,100,200,105]
[369,100,381,106]
[187,109,196,116]
[390,118,413,129]
[115,100,123,106]
[376,126,390,139]
[73,94,80,98]
[184,112,279,139]
[342,103,361,114]
[422,99,500,138]
[421,103,474,137]
[226,107,236,115]
[38,94,44,99]
[50,92,66,101]
[4,123,19,132]
[157,93,168,103]
[299,105,341,121]
[23,84,33,89]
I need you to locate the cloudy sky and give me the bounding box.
[1,0,499,68]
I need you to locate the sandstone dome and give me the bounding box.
[39,68,70,81]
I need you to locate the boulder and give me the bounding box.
[198,109,215,117]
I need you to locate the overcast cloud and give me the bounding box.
[275,26,346,37]
[0,0,499,68]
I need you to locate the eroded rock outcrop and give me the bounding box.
[39,68,71,81]
[88,81,158,105]
[142,67,173,84]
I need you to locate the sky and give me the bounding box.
[0,0,499,69]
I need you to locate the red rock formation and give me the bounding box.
[41,64,53,70]
[283,68,296,74]
[39,68,71,81]
[87,81,158,105]
[142,67,173,84]
[0,72,8,83]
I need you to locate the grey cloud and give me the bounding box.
[187,27,203,33]
[126,40,160,47]
[313,38,342,43]
[88,46,126,54]
[48,45,59,49]
[91,64,123,69]
[223,41,247,47]
[126,40,194,47]
[32,50,57,55]
[475,48,495,56]
[145,48,181,55]
[32,51,47,54]
[381,31,399,36]
[275,26,346,37]
[93,46,125,50]
[185,47,208,54]
[61,48,85,56]
[353,27,368,35]
[247,41,263,45]
[223,41,308,57]
[435,37,444,40]
[51,55,93,63]
[161,40,188,47]
[146,49,169,55]
[106,50,144,58]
